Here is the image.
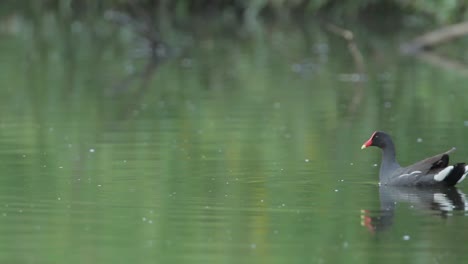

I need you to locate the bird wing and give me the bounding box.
[400,147,456,175]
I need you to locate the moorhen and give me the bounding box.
[361,131,468,186]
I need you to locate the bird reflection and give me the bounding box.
[361,186,468,233]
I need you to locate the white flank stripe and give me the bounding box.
[398,171,421,178]
[434,166,453,182]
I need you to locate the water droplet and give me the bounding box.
[305,159,310,162]
[89,148,95,153]
[250,243,257,249]
[403,235,410,240]
[416,138,423,143]
[373,164,378,167]
[334,189,339,192]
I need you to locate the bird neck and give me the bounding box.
[379,142,400,181]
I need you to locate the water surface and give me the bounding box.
[0,13,468,264]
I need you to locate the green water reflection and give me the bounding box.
[0,12,467,264]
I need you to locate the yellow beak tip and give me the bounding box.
[361,145,366,149]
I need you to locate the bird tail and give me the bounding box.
[438,163,467,186]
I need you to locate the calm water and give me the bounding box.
[1,11,468,264]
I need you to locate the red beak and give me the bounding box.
[361,132,376,149]
[361,138,373,149]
